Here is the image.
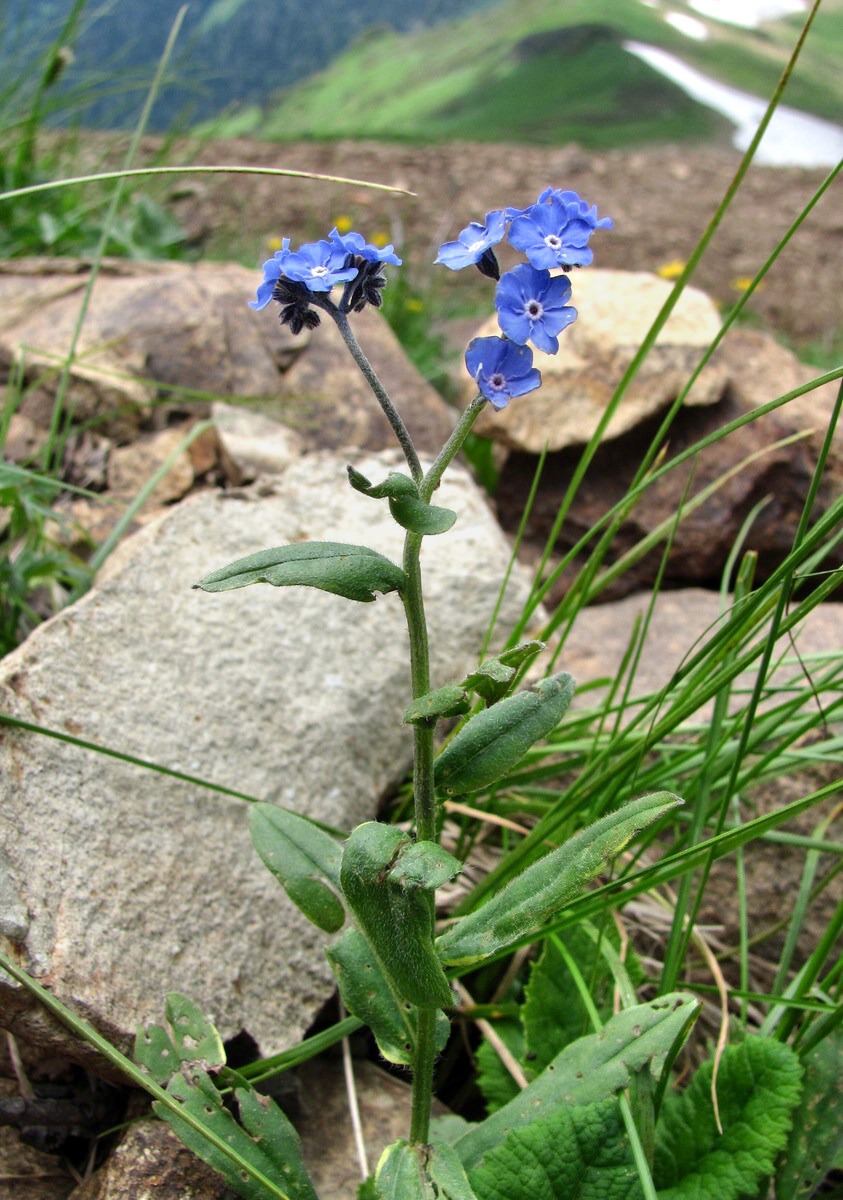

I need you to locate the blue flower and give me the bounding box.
[249,239,291,310]
[495,264,577,354]
[465,336,542,410]
[508,191,612,270]
[329,228,402,266]
[281,238,360,293]
[435,210,507,278]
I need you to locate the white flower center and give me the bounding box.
[544,234,562,250]
[489,372,506,390]
[525,299,544,320]
[310,265,330,277]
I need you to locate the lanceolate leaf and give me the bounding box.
[436,792,682,967]
[327,927,450,1066]
[194,541,406,603]
[348,466,456,535]
[433,673,576,795]
[454,993,700,1172]
[340,823,457,1009]
[134,992,225,1084]
[249,804,345,934]
[374,1140,479,1200]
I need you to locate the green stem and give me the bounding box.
[330,309,423,484]
[421,393,486,501]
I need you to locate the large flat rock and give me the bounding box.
[0,451,533,1070]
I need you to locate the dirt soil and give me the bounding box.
[157,136,842,350]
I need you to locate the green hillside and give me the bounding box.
[224,0,843,149]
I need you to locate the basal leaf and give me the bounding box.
[194,541,406,603]
[436,792,682,967]
[654,1037,804,1200]
[776,1033,843,1200]
[327,926,450,1066]
[454,993,699,1172]
[249,804,345,933]
[467,1097,639,1200]
[134,992,225,1084]
[374,1140,479,1200]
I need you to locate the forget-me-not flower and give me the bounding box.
[508,191,612,270]
[329,228,402,266]
[435,210,507,279]
[249,239,292,311]
[281,238,360,293]
[465,336,542,410]
[495,264,577,354]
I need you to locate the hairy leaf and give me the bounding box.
[467,1098,639,1200]
[434,673,576,795]
[135,992,225,1084]
[437,792,682,967]
[374,1140,479,1200]
[461,641,546,705]
[776,1033,843,1200]
[341,823,456,1008]
[159,1068,317,1200]
[348,466,456,535]
[455,993,699,1171]
[327,926,450,1066]
[654,1037,803,1200]
[249,804,344,933]
[404,684,471,725]
[194,541,406,603]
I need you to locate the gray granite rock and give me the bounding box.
[0,450,534,1070]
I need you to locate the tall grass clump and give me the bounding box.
[0,1,841,1198]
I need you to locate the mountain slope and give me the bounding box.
[228,0,842,149]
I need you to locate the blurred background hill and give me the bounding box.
[9,0,843,152]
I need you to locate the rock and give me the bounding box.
[106,425,196,510]
[494,328,842,602]
[67,1113,234,1200]
[0,258,455,457]
[465,269,728,453]
[211,402,304,482]
[0,450,534,1075]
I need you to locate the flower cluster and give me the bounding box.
[249,228,402,332]
[436,187,612,409]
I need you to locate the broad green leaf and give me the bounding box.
[404,684,471,725]
[467,1097,638,1200]
[347,466,456,535]
[249,804,344,933]
[341,823,455,1008]
[654,1037,803,1200]
[194,541,406,603]
[433,673,576,796]
[776,1033,843,1200]
[374,1141,479,1200]
[327,926,450,1066]
[454,993,699,1171]
[437,792,682,967]
[461,642,546,706]
[135,992,225,1084]
[158,1068,317,1200]
[523,927,641,1074]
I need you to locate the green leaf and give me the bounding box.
[523,927,639,1074]
[249,804,345,934]
[475,1018,524,1113]
[776,1033,843,1200]
[404,685,471,725]
[467,1097,638,1200]
[433,673,576,796]
[654,1037,804,1200]
[194,542,406,603]
[348,466,456,535]
[373,1141,479,1200]
[159,1068,317,1200]
[341,823,456,1009]
[436,792,682,967]
[327,926,451,1066]
[461,641,546,706]
[134,992,225,1084]
[454,993,699,1172]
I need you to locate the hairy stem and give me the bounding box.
[330,308,423,484]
